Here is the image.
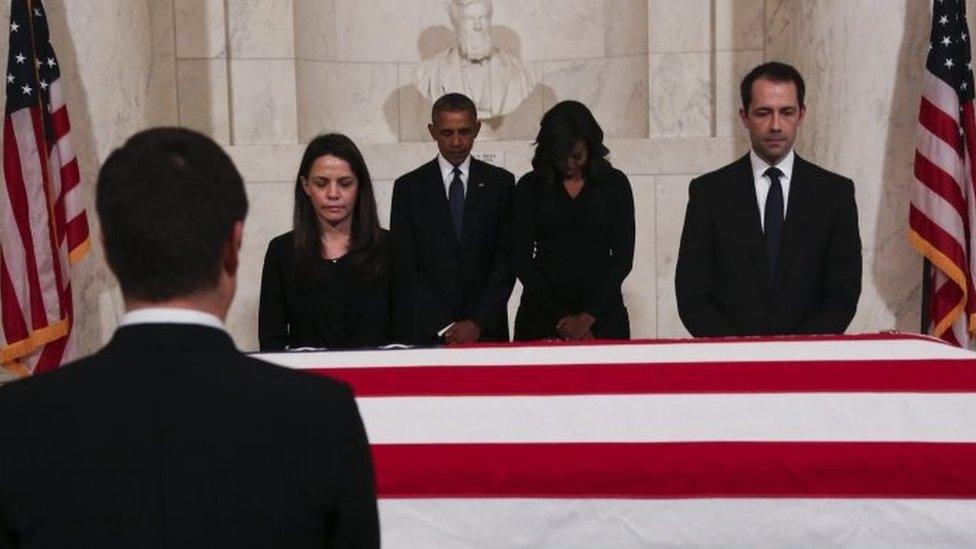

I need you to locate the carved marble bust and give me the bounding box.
[415,0,538,119]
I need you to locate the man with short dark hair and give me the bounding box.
[675,62,862,337]
[0,128,379,548]
[391,92,515,343]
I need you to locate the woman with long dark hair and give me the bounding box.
[511,101,635,340]
[259,133,391,350]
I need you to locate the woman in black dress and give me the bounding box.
[258,133,391,350]
[511,101,635,341]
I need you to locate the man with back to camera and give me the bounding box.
[675,62,862,337]
[391,92,515,344]
[0,128,379,548]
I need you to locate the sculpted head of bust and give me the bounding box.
[449,0,493,62]
[415,0,537,119]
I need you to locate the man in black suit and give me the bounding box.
[675,62,861,337]
[391,93,515,343]
[0,128,379,548]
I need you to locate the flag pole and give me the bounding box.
[921,259,931,334]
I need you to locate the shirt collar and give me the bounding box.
[437,153,471,183]
[750,149,795,181]
[120,307,226,331]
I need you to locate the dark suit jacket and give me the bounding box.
[0,324,379,549]
[390,157,515,342]
[675,153,862,337]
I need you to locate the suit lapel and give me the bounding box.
[773,154,810,290]
[421,158,459,245]
[460,159,485,248]
[731,154,767,285]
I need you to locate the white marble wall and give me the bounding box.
[648,0,764,139]
[6,1,948,361]
[765,0,930,335]
[173,0,651,145]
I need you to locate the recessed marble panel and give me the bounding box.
[294,0,336,61]
[542,55,648,139]
[606,0,648,56]
[229,60,298,144]
[655,174,696,339]
[226,181,295,352]
[334,0,447,63]
[715,0,765,51]
[175,0,226,58]
[491,0,606,61]
[227,0,295,59]
[648,0,710,53]
[715,49,763,137]
[648,52,711,138]
[296,61,399,144]
[178,59,231,144]
[148,0,179,127]
[624,176,656,338]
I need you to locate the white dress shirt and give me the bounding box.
[120,307,226,331]
[750,149,795,231]
[437,154,471,198]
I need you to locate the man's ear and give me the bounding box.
[428,122,437,141]
[472,119,482,139]
[222,220,244,278]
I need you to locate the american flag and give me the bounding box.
[910,0,976,347]
[0,0,88,376]
[260,335,976,547]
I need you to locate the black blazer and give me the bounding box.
[675,154,862,337]
[259,230,391,350]
[0,324,379,549]
[390,157,515,342]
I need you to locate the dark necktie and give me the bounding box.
[449,167,464,237]
[764,166,784,282]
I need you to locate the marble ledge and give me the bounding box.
[225,136,741,183]
[225,136,745,183]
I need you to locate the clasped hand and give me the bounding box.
[556,313,596,340]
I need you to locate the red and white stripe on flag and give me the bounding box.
[909,0,976,346]
[0,0,89,376]
[260,335,976,547]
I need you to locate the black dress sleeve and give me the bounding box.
[584,171,636,318]
[346,240,392,348]
[510,173,570,318]
[258,236,290,351]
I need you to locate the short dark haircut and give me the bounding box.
[431,92,478,123]
[532,100,612,186]
[740,61,806,110]
[293,133,386,282]
[96,127,248,301]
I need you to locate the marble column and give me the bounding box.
[765,0,931,333]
